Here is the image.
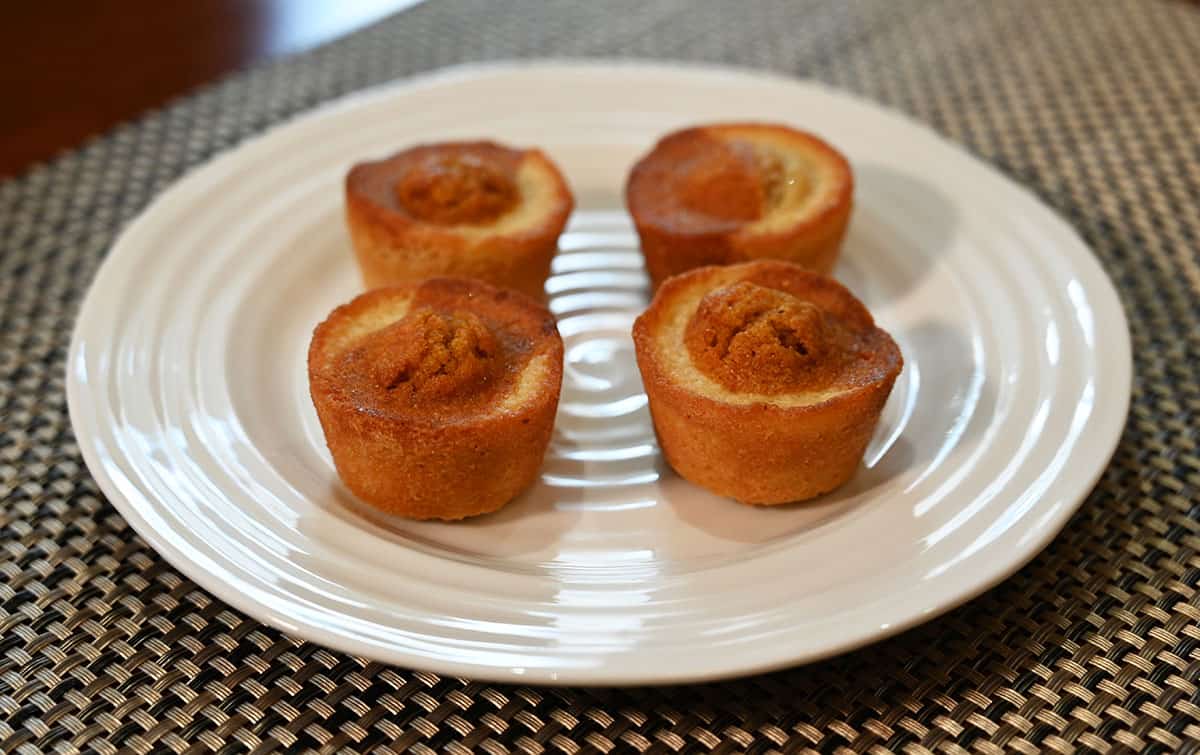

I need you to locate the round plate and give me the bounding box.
[67,62,1131,685]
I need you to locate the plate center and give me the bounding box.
[231,208,932,573]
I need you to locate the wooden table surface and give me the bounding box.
[1,0,415,178]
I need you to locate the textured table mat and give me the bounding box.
[2,1,1199,752]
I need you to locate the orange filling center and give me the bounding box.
[684,281,856,394]
[394,154,518,225]
[346,307,500,400]
[675,140,798,222]
[677,142,765,221]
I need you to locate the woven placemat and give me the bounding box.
[2,0,1198,752]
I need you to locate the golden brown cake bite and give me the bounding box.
[308,278,563,520]
[626,123,853,289]
[346,141,574,300]
[632,260,901,504]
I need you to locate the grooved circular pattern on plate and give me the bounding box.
[67,63,1130,685]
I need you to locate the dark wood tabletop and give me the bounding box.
[1,1,414,178]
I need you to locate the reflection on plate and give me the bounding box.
[67,62,1131,685]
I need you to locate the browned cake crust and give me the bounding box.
[308,278,564,520]
[625,123,853,289]
[345,141,574,300]
[632,260,901,504]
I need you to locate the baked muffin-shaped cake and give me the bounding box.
[626,123,853,289]
[633,260,901,504]
[308,277,563,520]
[346,141,573,300]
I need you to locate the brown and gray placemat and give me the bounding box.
[2,1,1198,752]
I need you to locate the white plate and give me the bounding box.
[67,62,1131,685]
